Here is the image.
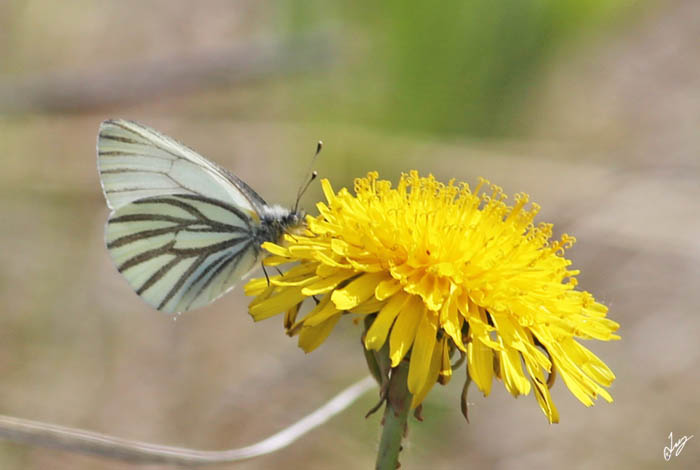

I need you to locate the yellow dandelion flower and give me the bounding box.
[246,171,619,423]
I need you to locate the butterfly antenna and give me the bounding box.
[294,141,323,212]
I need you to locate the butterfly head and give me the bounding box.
[258,141,321,245]
[256,204,306,246]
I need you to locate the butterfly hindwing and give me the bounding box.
[105,194,260,313]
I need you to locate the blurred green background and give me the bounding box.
[1,1,699,469]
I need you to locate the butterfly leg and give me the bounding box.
[262,261,271,286]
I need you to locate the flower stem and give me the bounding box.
[375,360,411,470]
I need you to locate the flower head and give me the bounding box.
[246,171,619,422]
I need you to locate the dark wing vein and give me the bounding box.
[137,256,181,295]
[99,135,144,145]
[157,254,208,310]
[108,120,189,161]
[176,194,254,227]
[185,245,250,310]
[99,151,172,161]
[179,252,232,301]
[134,196,209,221]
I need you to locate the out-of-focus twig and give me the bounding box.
[0,32,335,113]
[0,376,375,466]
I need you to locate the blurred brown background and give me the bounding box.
[1,1,698,468]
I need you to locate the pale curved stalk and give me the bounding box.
[0,376,375,466]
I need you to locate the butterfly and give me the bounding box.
[97,119,313,314]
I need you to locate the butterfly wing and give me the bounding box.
[97,119,268,213]
[97,120,266,313]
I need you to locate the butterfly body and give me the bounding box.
[253,204,304,253]
[97,119,303,314]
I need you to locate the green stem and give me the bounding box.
[375,360,411,470]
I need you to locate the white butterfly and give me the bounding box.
[97,119,306,314]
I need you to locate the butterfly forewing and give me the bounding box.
[105,194,259,313]
[98,119,268,213]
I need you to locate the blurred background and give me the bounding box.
[1,0,699,468]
